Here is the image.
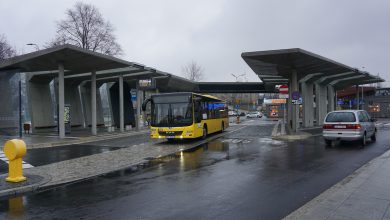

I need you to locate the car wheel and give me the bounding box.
[202,127,207,139]
[325,140,332,147]
[371,130,377,142]
[361,133,367,147]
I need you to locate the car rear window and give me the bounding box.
[325,112,356,122]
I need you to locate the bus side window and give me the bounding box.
[194,101,202,123]
[202,102,209,120]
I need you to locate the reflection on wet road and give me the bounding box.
[1,119,390,219]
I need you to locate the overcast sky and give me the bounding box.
[1,0,389,84]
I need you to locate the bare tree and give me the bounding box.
[0,34,16,61]
[49,2,122,56]
[182,61,205,81]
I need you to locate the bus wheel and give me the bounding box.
[202,127,208,139]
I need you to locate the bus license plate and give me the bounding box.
[166,136,175,138]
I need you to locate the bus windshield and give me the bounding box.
[151,95,193,127]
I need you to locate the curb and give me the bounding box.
[0,172,51,198]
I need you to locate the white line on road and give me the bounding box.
[0,150,34,169]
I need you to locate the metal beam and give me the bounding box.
[330,75,366,86]
[299,73,323,83]
[317,71,356,85]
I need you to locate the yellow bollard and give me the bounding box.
[3,139,27,182]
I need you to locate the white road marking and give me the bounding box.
[0,150,34,169]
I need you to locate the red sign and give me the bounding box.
[279,85,289,94]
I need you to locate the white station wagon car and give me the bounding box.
[322,110,377,147]
[246,111,262,118]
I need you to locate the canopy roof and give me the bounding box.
[0,44,137,74]
[0,44,274,93]
[241,48,384,88]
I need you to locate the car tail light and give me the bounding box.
[346,124,361,129]
[323,124,333,129]
[323,124,362,129]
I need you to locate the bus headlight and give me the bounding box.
[185,131,193,136]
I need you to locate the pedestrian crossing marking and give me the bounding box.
[0,150,34,169]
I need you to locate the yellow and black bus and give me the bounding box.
[142,92,229,140]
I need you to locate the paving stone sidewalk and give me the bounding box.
[285,149,390,220]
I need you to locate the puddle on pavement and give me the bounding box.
[257,137,286,146]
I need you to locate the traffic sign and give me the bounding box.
[279,94,289,99]
[130,89,137,101]
[279,85,289,94]
[291,97,303,105]
[292,91,300,100]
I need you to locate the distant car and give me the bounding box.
[246,111,262,118]
[322,110,376,147]
[239,112,246,116]
[228,111,237,117]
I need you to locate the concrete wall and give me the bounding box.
[64,84,84,127]
[109,82,135,128]
[27,76,56,130]
[0,71,19,135]
[80,84,104,126]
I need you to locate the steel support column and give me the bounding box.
[356,85,360,110]
[119,75,124,132]
[301,82,314,127]
[288,70,299,132]
[327,86,335,112]
[136,89,141,131]
[58,63,65,138]
[91,70,97,135]
[315,83,327,125]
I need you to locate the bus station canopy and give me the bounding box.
[0,44,140,74]
[241,48,384,89]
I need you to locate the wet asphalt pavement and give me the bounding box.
[1,119,390,219]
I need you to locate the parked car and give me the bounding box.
[246,111,262,118]
[322,110,376,147]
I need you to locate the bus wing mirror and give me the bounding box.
[142,98,151,111]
